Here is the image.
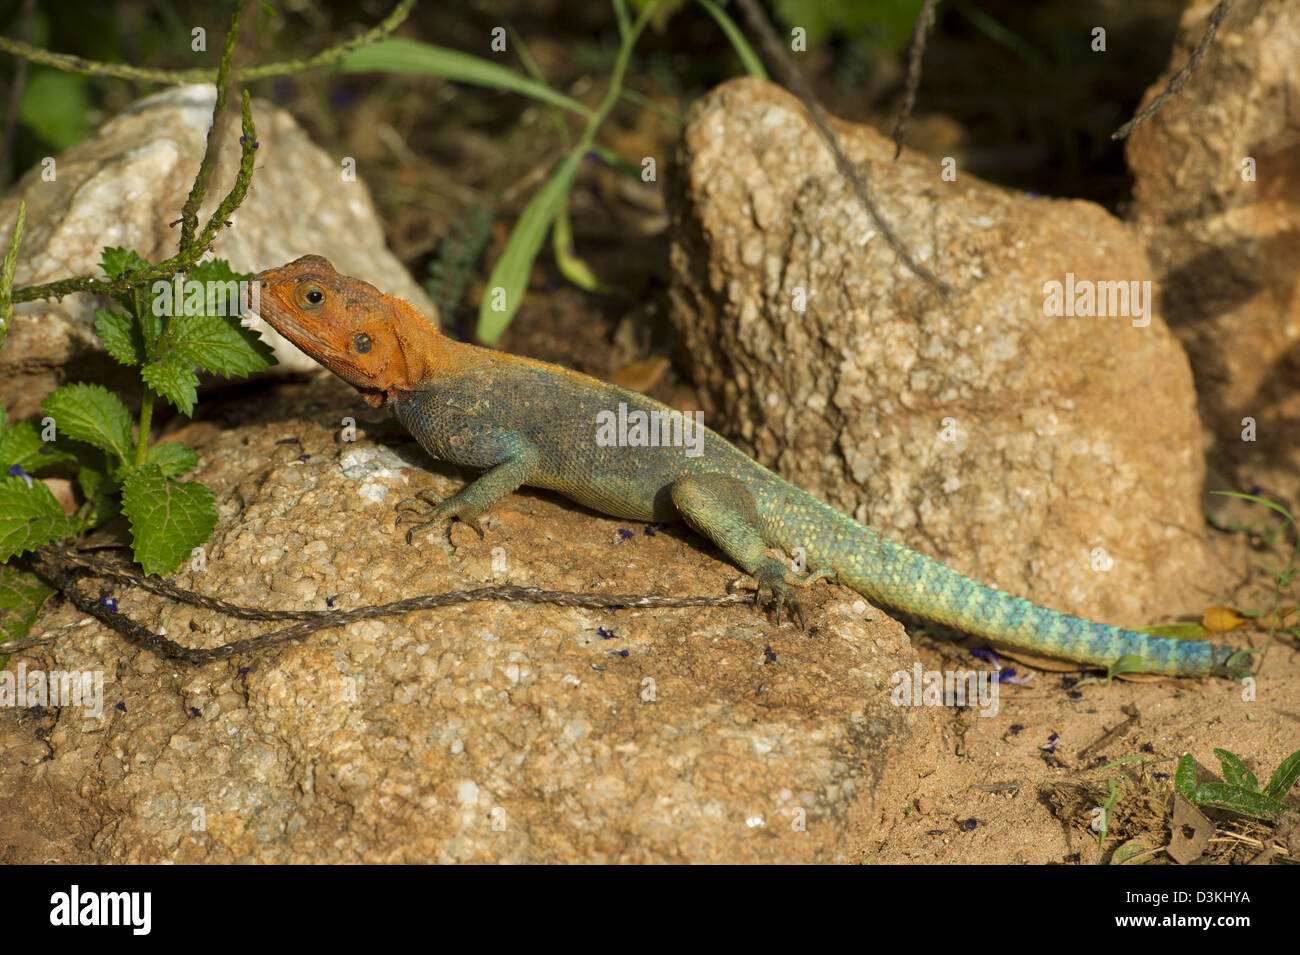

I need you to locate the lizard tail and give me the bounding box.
[820,520,1245,678]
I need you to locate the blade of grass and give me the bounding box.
[338,38,594,119]
[477,150,582,343]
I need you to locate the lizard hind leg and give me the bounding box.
[669,473,828,628]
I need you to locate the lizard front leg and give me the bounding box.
[397,447,538,544]
[669,473,831,627]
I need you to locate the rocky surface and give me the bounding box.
[668,77,1220,630]
[0,376,939,864]
[0,84,436,418]
[1126,0,1300,502]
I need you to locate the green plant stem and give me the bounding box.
[12,91,257,305]
[578,0,658,154]
[0,200,24,350]
[0,0,415,87]
[135,387,156,466]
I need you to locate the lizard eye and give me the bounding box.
[296,282,326,309]
[353,333,371,354]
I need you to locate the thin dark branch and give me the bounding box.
[732,0,949,296]
[3,545,750,665]
[890,0,939,160]
[1112,0,1231,141]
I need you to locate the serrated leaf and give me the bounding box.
[1192,782,1285,821]
[100,247,150,281]
[1264,750,1300,801]
[1214,748,1259,793]
[175,313,274,378]
[145,442,198,478]
[187,257,251,285]
[0,562,54,658]
[41,383,134,464]
[75,447,119,531]
[478,148,582,344]
[141,354,200,417]
[94,307,145,366]
[120,465,217,576]
[1174,753,1197,800]
[0,419,44,472]
[0,476,70,561]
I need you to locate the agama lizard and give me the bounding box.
[248,255,1246,678]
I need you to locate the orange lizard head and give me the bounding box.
[249,255,448,407]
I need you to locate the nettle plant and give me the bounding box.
[0,248,272,577]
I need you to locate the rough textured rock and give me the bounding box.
[1125,0,1300,498]
[0,84,435,419]
[0,376,938,864]
[668,77,1218,629]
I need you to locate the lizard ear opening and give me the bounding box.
[362,390,386,408]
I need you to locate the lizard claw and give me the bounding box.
[729,559,829,630]
[395,487,485,543]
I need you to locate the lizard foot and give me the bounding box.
[728,559,835,629]
[395,488,485,543]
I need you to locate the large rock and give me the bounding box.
[0,84,435,418]
[0,375,937,863]
[1126,0,1300,498]
[668,78,1219,628]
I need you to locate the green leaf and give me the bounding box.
[1174,754,1197,800]
[1192,782,1285,821]
[100,247,151,281]
[1264,750,1300,801]
[74,447,119,531]
[0,418,44,473]
[41,383,135,464]
[120,465,217,576]
[338,38,593,118]
[477,149,582,344]
[144,442,198,479]
[1106,654,1150,679]
[141,354,200,417]
[0,562,54,666]
[1214,748,1259,793]
[19,69,92,150]
[175,314,274,378]
[94,307,145,366]
[1131,622,1210,641]
[0,476,70,562]
[552,201,612,294]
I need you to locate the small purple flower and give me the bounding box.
[970,646,1000,665]
[99,596,119,612]
[1040,732,1059,753]
[597,627,617,640]
[607,648,629,658]
[8,463,33,488]
[616,528,635,543]
[115,701,127,713]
